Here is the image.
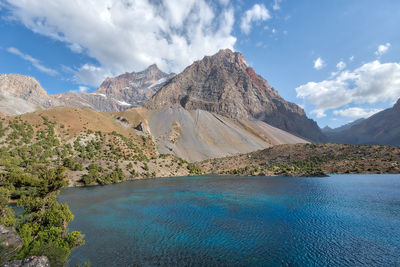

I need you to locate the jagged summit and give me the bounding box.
[145,48,324,141]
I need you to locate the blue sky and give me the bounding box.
[1,0,399,128]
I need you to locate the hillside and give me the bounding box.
[326,99,400,145]
[145,49,325,142]
[0,107,201,188]
[197,143,400,177]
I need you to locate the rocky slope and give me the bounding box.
[0,65,173,115]
[119,106,307,162]
[145,49,325,142]
[326,99,400,145]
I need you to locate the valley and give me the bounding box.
[1,49,399,266]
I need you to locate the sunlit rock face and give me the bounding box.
[145,49,325,141]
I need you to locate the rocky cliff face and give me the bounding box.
[327,98,400,145]
[0,74,54,108]
[96,64,174,108]
[145,49,325,141]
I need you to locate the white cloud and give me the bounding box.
[272,0,282,11]
[240,4,271,34]
[6,47,58,76]
[311,109,326,119]
[375,43,391,56]
[336,61,346,71]
[75,64,112,87]
[313,57,325,70]
[78,86,89,93]
[5,0,236,86]
[69,85,90,94]
[333,107,383,118]
[296,60,400,117]
[349,56,354,62]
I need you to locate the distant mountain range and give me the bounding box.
[0,64,172,113]
[324,99,400,145]
[0,49,399,154]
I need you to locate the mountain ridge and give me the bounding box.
[326,98,400,145]
[0,64,173,114]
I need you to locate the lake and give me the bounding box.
[58,174,400,266]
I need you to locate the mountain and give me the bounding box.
[95,64,174,108]
[0,65,173,114]
[0,74,59,115]
[327,99,400,145]
[145,49,325,142]
[322,118,365,133]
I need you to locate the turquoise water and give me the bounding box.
[59,174,400,266]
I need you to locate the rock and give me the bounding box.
[134,122,144,132]
[0,225,22,263]
[116,116,129,124]
[2,256,50,267]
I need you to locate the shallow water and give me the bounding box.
[59,174,400,266]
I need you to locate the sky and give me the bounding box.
[0,0,400,128]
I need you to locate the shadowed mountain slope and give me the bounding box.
[326,99,400,145]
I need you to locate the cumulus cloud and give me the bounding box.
[5,0,236,86]
[240,4,271,34]
[6,47,58,76]
[333,107,383,118]
[313,57,325,70]
[375,43,391,56]
[296,60,400,117]
[336,61,346,71]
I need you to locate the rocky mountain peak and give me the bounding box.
[146,63,161,72]
[90,65,174,110]
[145,49,324,141]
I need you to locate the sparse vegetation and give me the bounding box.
[197,143,400,177]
